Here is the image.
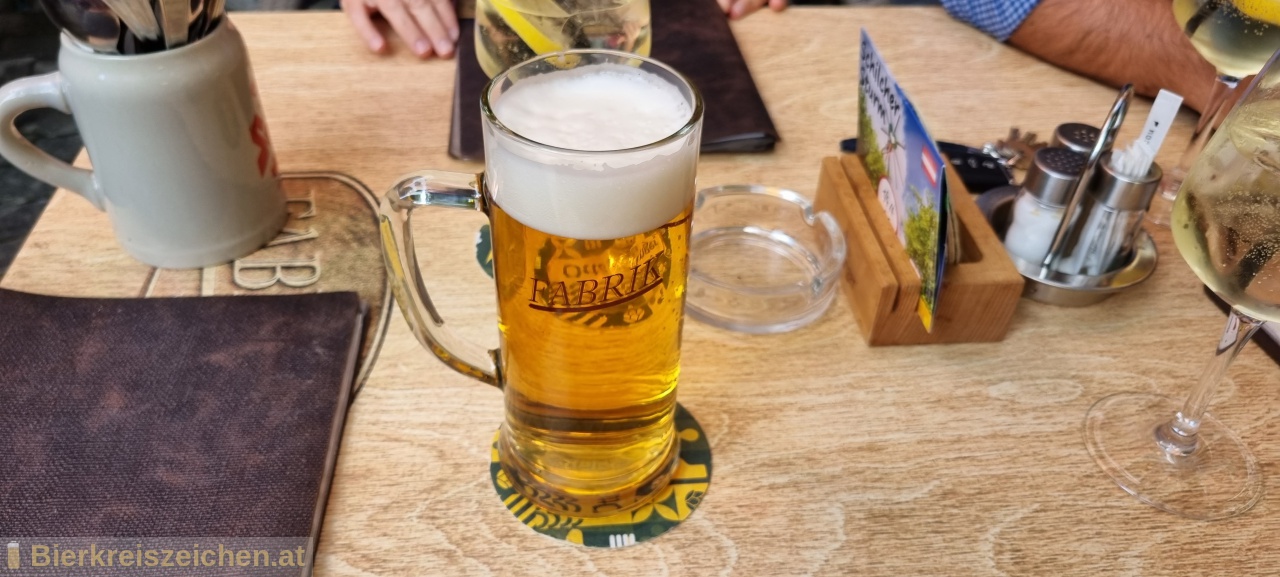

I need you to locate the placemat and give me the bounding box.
[142,172,391,395]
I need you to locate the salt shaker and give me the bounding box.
[1003,147,1087,263]
[1056,152,1162,276]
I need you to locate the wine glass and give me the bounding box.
[474,0,652,78]
[1148,0,1280,226]
[1084,48,1280,520]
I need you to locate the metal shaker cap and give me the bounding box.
[1023,147,1086,207]
[1052,123,1114,154]
[1091,151,1163,211]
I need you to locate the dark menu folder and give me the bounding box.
[450,0,780,160]
[0,290,364,575]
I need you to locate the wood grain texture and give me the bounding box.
[6,8,1280,576]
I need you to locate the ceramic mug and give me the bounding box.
[0,20,285,269]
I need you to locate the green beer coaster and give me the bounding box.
[475,224,494,278]
[489,404,712,548]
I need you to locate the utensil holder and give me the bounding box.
[1007,85,1159,306]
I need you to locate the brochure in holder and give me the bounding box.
[854,30,948,332]
[813,30,1022,345]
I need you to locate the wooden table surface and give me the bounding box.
[6,7,1280,576]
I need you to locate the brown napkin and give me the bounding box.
[449,0,780,160]
[0,289,363,543]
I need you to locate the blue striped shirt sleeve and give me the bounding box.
[940,0,1041,42]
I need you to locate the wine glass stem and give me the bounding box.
[1155,308,1264,457]
[1160,75,1241,203]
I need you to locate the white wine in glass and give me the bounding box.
[474,0,652,78]
[1176,99,1280,320]
[1176,0,1280,78]
[1085,52,1280,520]
[1149,0,1280,226]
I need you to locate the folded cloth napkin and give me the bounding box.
[450,0,780,160]
[0,289,364,542]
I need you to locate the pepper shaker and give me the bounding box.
[1052,122,1112,155]
[1056,152,1162,276]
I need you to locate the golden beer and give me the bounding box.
[379,51,702,519]
[491,199,690,515]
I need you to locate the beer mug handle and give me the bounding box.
[378,170,501,388]
[0,72,103,209]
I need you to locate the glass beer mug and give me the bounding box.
[379,50,703,516]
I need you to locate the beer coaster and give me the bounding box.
[476,224,494,278]
[489,404,712,548]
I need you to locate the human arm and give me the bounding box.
[344,0,460,58]
[1005,0,1216,113]
[717,0,788,20]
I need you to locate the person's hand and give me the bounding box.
[717,0,787,20]
[344,0,460,59]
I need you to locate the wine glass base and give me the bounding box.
[1084,392,1263,521]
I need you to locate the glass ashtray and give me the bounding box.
[687,184,846,334]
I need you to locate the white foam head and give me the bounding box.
[486,62,701,240]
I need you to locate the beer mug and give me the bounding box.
[379,50,703,517]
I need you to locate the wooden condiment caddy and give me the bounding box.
[813,155,1023,345]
